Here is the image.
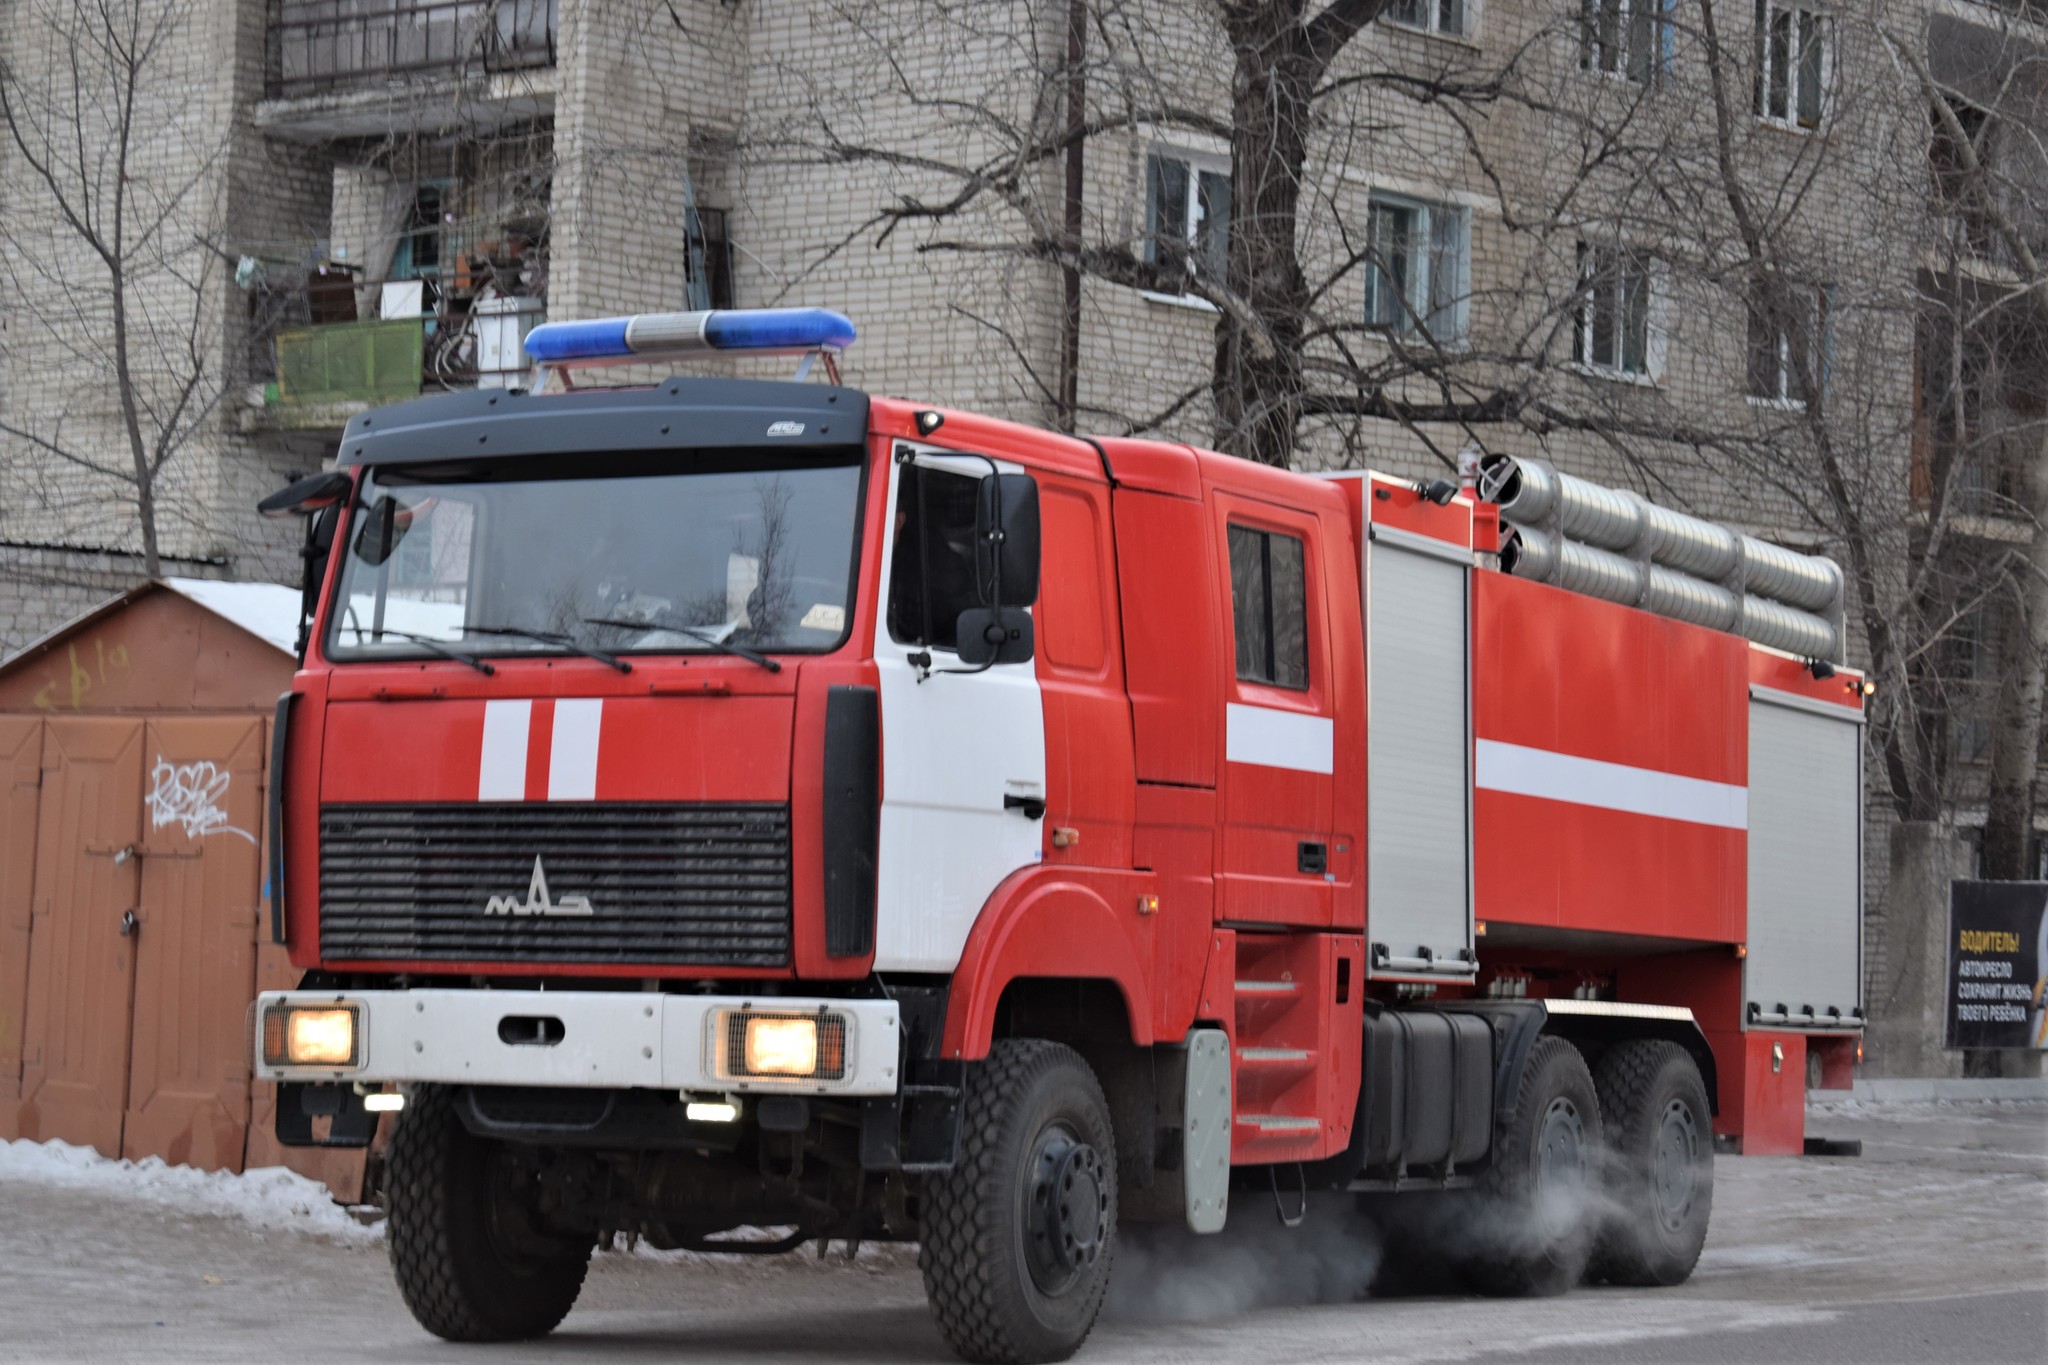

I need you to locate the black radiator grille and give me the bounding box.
[318,803,791,966]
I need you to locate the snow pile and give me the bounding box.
[0,1138,379,1246]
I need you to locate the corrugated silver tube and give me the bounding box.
[1484,455,1841,659]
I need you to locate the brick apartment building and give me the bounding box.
[1,1,2041,900]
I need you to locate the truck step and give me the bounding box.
[1237,1113,1320,1134]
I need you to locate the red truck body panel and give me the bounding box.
[281,384,1865,1157]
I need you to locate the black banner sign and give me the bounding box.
[1945,880,2048,1050]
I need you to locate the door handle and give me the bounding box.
[118,909,139,938]
[1003,793,1046,821]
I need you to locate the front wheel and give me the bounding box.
[920,1040,1118,1365]
[385,1085,594,1341]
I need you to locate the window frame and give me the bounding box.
[1227,521,1313,694]
[1364,191,1471,345]
[684,203,736,311]
[1385,0,1478,41]
[1752,0,1830,132]
[1579,0,1675,85]
[1143,145,1232,298]
[1573,244,1660,381]
[1744,281,1831,409]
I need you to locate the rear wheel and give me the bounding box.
[1462,1035,1603,1297]
[385,1085,593,1341]
[920,1040,1118,1364]
[1588,1040,1714,1286]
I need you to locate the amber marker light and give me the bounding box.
[744,1017,821,1077]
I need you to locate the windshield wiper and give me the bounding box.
[337,625,495,675]
[583,615,783,673]
[463,624,633,673]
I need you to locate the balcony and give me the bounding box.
[258,0,557,141]
[243,267,545,431]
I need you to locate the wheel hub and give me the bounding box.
[1652,1097,1701,1232]
[1023,1124,1107,1295]
[1531,1095,1587,1241]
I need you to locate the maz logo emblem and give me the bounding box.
[766,420,805,437]
[485,857,594,917]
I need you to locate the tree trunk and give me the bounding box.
[1982,410,2048,881]
[1212,19,1316,467]
[110,271,163,580]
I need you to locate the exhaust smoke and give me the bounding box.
[1105,1155,1635,1322]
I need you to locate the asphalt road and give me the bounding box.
[2,1099,2042,1364]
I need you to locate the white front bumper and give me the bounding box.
[253,989,902,1096]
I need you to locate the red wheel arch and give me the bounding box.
[939,870,1155,1060]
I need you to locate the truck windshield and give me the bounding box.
[326,449,864,663]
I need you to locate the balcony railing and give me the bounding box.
[266,0,557,100]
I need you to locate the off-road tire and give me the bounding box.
[1587,1040,1714,1286]
[385,1085,593,1341]
[1462,1035,1604,1297]
[920,1040,1118,1365]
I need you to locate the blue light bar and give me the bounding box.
[522,308,856,366]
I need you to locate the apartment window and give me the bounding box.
[1145,149,1231,285]
[1746,283,1827,406]
[685,205,735,310]
[1387,0,1472,39]
[391,181,453,283]
[1574,247,1655,377]
[1581,0,1673,83]
[1930,98,1997,256]
[1752,1,1827,130]
[1229,525,1309,690]
[1365,194,1469,342]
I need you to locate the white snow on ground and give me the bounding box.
[0,1138,916,1268]
[0,1139,380,1246]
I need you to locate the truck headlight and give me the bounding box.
[724,1012,847,1080]
[262,1004,360,1068]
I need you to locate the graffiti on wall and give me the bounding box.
[31,638,132,712]
[147,758,256,845]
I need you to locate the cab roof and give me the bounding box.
[334,377,869,467]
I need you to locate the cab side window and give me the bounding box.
[1228,523,1308,689]
[887,463,984,652]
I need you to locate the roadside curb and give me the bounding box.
[1834,1078,2048,1102]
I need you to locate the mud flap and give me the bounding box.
[1182,1028,1232,1231]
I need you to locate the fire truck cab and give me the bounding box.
[255,309,1865,1364]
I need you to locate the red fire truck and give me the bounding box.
[254,308,1866,1363]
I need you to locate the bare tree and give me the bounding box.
[0,0,230,578]
[763,0,1979,817]
[1891,25,2048,880]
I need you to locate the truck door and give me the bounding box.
[871,445,1047,971]
[1215,493,1335,927]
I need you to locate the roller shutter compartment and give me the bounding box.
[1744,693,1862,1027]
[1365,536,1474,978]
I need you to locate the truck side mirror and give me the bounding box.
[954,606,1034,666]
[258,470,354,660]
[976,473,1039,608]
[258,469,352,518]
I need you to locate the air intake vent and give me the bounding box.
[318,803,791,967]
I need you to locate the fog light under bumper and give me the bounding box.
[263,1004,360,1068]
